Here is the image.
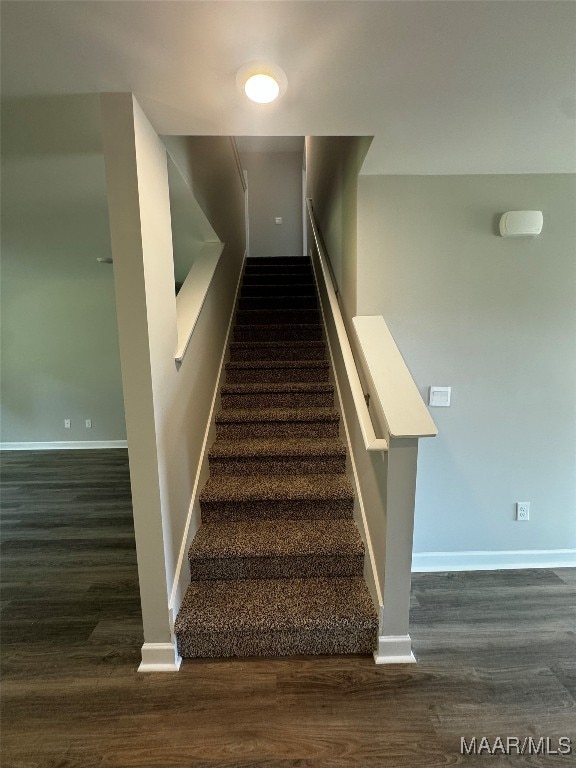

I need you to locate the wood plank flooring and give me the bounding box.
[1,449,575,767]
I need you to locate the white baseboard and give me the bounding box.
[138,642,182,672]
[412,549,576,572]
[0,440,128,451]
[374,634,416,664]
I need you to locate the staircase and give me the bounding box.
[174,256,378,659]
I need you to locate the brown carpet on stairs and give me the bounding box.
[175,255,378,659]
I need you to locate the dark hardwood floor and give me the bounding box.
[1,449,575,767]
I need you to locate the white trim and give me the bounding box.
[169,252,248,616]
[0,440,128,451]
[306,199,388,452]
[374,634,416,665]
[352,315,438,439]
[302,167,307,257]
[412,549,576,572]
[310,251,383,613]
[138,642,182,673]
[244,170,250,258]
[230,137,247,192]
[175,242,224,362]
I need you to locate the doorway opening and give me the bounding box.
[235,136,306,259]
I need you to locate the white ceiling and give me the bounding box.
[2,1,575,174]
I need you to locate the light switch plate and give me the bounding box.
[429,386,451,407]
[274,217,283,224]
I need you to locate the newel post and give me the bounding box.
[375,436,419,664]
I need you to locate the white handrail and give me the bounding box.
[352,316,438,439]
[230,137,247,192]
[175,242,224,362]
[306,199,388,452]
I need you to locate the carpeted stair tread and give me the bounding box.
[175,576,377,634]
[209,437,346,460]
[189,519,364,560]
[188,520,364,580]
[208,437,346,475]
[200,473,353,504]
[221,384,333,410]
[246,256,311,265]
[226,359,329,371]
[241,283,317,297]
[229,340,326,361]
[216,407,340,425]
[236,309,321,325]
[225,361,329,384]
[244,264,313,275]
[175,577,378,658]
[239,296,318,310]
[242,273,315,286]
[215,409,340,439]
[243,273,313,284]
[221,382,333,395]
[176,623,377,658]
[234,324,323,342]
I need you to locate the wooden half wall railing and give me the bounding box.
[306,198,437,664]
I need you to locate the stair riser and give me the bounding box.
[208,456,347,476]
[189,553,364,581]
[242,274,314,286]
[239,296,318,310]
[221,392,334,410]
[216,420,339,439]
[225,367,329,384]
[234,326,323,342]
[200,497,354,523]
[246,257,311,266]
[241,284,316,297]
[229,343,326,362]
[244,265,313,276]
[177,628,377,659]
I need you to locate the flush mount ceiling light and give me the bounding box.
[245,73,279,104]
[236,61,287,104]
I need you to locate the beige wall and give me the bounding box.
[357,174,576,557]
[102,95,246,652]
[166,153,219,285]
[305,136,372,319]
[1,95,126,444]
[163,135,245,252]
[240,150,304,258]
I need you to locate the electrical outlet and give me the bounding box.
[516,502,530,521]
[64,419,71,429]
[85,419,92,429]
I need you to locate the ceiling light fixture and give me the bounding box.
[236,61,287,105]
[244,73,280,104]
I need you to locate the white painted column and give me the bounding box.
[375,437,419,664]
[100,93,181,672]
